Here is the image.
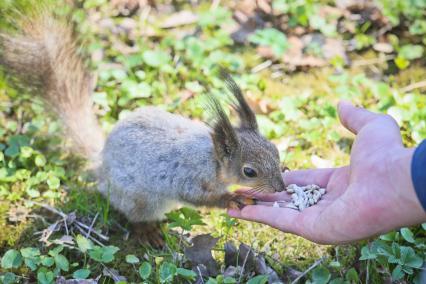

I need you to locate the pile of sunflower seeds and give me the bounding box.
[273,184,326,211]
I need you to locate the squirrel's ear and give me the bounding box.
[211,121,239,162]
[206,94,240,161]
[220,70,258,131]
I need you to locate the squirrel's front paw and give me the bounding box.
[228,195,257,209]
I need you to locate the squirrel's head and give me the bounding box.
[208,71,285,193]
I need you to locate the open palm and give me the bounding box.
[228,101,425,244]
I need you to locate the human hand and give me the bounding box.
[228,101,426,244]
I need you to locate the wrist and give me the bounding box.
[387,147,426,226]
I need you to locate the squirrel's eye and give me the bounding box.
[243,167,257,178]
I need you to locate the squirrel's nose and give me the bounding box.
[272,178,286,192]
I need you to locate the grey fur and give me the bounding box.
[99,107,231,222]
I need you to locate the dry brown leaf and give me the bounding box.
[254,255,282,283]
[160,11,198,29]
[8,205,30,222]
[224,241,238,267]
[184,234,219,276]
[373,42,393,53]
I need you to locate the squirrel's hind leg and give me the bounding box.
[131,221,165,248]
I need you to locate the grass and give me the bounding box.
[0,0,425,283]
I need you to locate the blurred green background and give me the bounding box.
[0,0,425,283]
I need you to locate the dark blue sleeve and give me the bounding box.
[412,139,426,211]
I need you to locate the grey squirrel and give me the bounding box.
[0,8,285,246]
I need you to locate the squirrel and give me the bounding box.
[0,7,286,247]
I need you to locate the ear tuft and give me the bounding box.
[219,69,258,131]
[205,92,239,162]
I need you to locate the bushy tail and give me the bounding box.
[0,8,104,162]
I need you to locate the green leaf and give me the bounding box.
[54,254,69,271]
[1,272,16,284]
[37,270,55,284]
[101,246,119,263]
[312,266,331,284]
[20,247,40,258]
[223,277,237,284]
[329,261,341,268]
[47,176,60,189]
[345,268,359,282]
[400,228,416,243]
[48,246,64,257]
[399,44,424,60]
[41,257,54,267]
[139,262,152,280]
[26,188,40,198]
[206,278,218,284]
[248,28,289,57]
[359,246,377,260]
[88,246,119,263]
[1,249,23,269]
[143,50,171,68]
[329,278,345,284]
[20,146,33,158]
[5,145,19,158]
[35,155,47,167]
[247,275,268,284]
[401,247,423,268]
[24,257,40,271]
[125,254,140,264]
[121,80,152,99]
[76,235,93,253]
[73,268,91,279]
[166,207,205,231]
[394,56,410,69]
[392,265,405,281]
[176,268,196,280]
[159,262,177,283]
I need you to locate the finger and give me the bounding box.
[283,168,335,188]
[234,189,291,202]
[228,205,301,234]
[338,100,381,134]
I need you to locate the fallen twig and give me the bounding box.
[86,212,99,239]
[76,220,109,241]
[351,55,394,67]
[238,246,252,284]
[400,80,426,93]
[251,60,273,73]
[30,200,67,218]
[290,257,326,284]
[75,225,106,247]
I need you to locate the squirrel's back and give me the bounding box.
[0,9,104,161]
[99,106,219,221]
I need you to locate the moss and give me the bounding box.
[391,64,426,87]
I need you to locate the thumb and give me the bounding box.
[337,100,381,134]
